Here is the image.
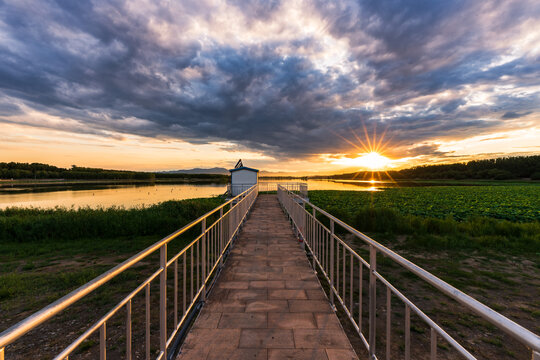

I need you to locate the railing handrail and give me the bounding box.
[0,185,258,350]
[277,185,540,354]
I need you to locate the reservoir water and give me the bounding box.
[0,179,385,209]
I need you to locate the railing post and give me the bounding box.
[219,208,224,269]
[202,218,206,301]
[159,244,167,359]
[100,322,106,360]
[301,200,306,239]
[145,283,150,360]
[312,208,316,270]
[369,245,377,358]
[533,351,540,360]
[330,219,335,308]
[0,346,4,360]
[126,299,132,360]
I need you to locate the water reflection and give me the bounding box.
[0,183,227,209]
[0,179,386,209]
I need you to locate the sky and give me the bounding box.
[0,0,539,174]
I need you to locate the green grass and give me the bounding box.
[0,197,224,243]
[0,197,225,312]
[309,187,540,253]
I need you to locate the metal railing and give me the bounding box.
[0,184,259,360]
[258,182,308,197]
[228,182,307,198]
[277,185,540,360]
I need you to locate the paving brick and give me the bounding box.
[231,272,268,281]
[227,289,267,300]
[207,348,267,360]
[268,289,307,300]
[267,312,316,329]
[288,300,334,313]
[267,271,318,281]
[218,313,267,329]
[326,349,358,360]
[204,299,246,313]
[293,329,352,349]
[314,313,343,329]
[306,289,328,300]
[245,300,289,312]
[218,281,250,289]
[268,349,328,360]
[285,280,322,289]
[192,311,221,329]
[249,280,285,289]
[182,328,241,350]
[239,329,295,348]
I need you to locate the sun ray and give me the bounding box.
[350,128,370,153]
[362,122,373,152]
[331,129,365,153]
[372,122,377,152]
[375,127,389,154]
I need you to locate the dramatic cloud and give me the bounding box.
[0,0,539,165]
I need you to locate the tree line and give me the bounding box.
[0,163,227,182]
[314,155,540,181]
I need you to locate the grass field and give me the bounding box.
[309,185,540,253]
[0,197,226,359]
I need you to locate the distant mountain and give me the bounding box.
[162,167,229,175]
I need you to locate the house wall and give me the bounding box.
[231,170,258,195]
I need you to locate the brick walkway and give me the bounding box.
[177,195,358,360]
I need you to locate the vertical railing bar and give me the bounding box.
[190,246,193,302]
[405,304,411,360]
[174,258,178,329]
[359,260,363,333]
[326,229,329,273]
[126,299,132,360]
[145,283,150,360]
[159,244,167,359]
[336,242,340,296]
[219,208,223,268]
[369,245,377,358]
[1,346,5,360]
[100,322,106,360]
[183,252,186,315]
[430,327,437,360]
[211,223,214,273]
[330,220,335,307]
[196,240,199,295]
[386,287,391,360]
[350,252,353,313]
[342,245,346,302]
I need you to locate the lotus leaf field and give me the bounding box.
[310,185,539,222]
[308,184,540,253]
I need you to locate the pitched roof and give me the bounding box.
[229,166,259,173]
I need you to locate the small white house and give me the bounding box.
[229,160,259,196]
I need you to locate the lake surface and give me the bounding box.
[0,179,387,209]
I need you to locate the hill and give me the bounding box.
[161,167,229,175]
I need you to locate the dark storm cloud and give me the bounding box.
[502,111,532,119]
[0,0,539,159]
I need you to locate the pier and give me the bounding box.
[177,195,356,359]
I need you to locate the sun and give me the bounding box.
[354,152,391,170]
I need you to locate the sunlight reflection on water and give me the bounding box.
[0,179,384,209]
